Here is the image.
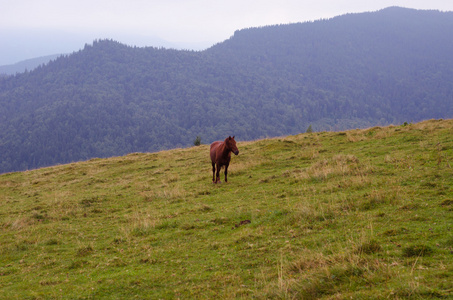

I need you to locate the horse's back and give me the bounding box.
[210,141,222,149]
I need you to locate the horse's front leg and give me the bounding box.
[215,163,222,183]
[224,163,229,183]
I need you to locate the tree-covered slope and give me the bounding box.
[1,7,453,173]
[0,54,62,76]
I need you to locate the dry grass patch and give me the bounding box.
[8,215,33,230]
[141,185,188,202]
[279,249,391,299]
[294,154,370,182]
[127,212,158,237]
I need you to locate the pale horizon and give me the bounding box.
[1,0,453,65]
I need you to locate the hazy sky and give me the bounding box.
[1,0,453,64]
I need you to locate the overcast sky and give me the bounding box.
[1,0,453,64]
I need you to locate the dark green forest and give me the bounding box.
[1,7,453,173]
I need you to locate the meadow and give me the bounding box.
[0,119,452,299]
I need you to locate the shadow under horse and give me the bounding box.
[210,136,239,184]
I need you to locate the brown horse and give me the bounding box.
[210,136,239,183]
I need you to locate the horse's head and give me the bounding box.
[226,136,239,155]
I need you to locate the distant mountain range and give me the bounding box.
[1,7,453,173]
[0,54,63,76]
[0,28,213,66]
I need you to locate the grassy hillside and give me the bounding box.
[1,119,452,299]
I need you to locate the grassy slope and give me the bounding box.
[0,119,452,299]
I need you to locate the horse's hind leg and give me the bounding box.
[215,163,222,183]
[212,162,216,183]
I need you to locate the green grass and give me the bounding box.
[1,119,452,299]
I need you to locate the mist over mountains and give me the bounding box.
[0,29,212,67]
[0,54,63,76]
[1,7,453,173]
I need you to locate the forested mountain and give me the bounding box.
[1,7,453,173]
[0,54,62,76]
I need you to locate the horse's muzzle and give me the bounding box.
[234,150,239,155]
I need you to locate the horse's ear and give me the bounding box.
[233,136,235,139]
[228,136,232,140]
